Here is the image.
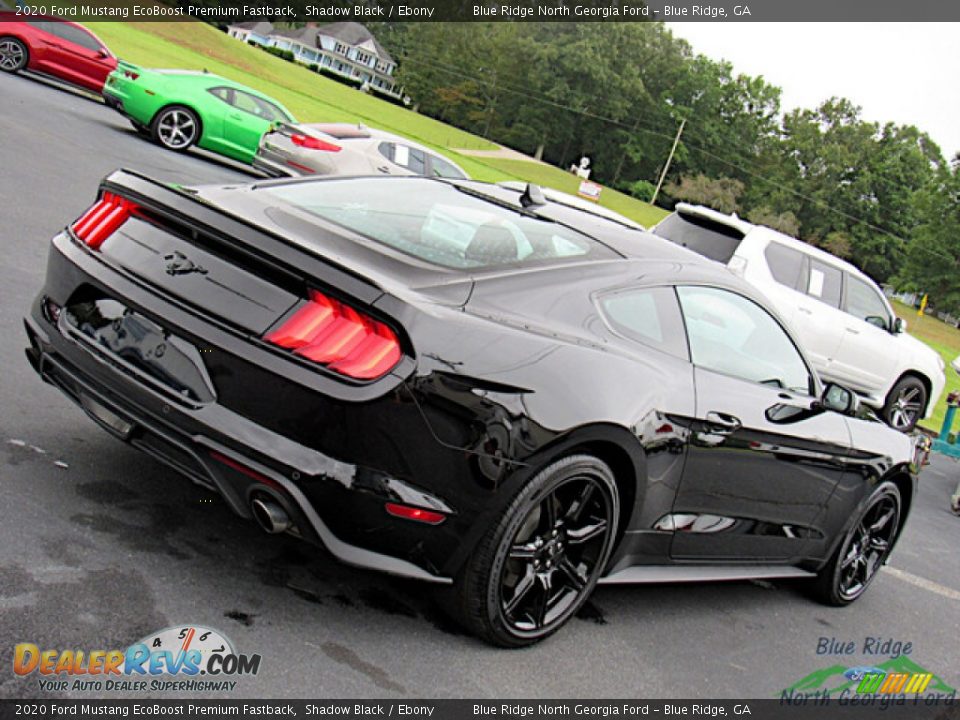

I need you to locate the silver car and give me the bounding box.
[253,123,469,180]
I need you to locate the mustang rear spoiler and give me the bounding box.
[94,168,385,308]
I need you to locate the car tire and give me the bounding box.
[0,37,29,73]
[811,481,901,606]
[448,454,619,647]
[150,105,200,152]
[881,376,926,432]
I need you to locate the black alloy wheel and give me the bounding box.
[881,376,926,432]
[813,481,901,605]
[450,454,618,647]
[0,37,28,73]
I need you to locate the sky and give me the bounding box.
[667,23,960,161]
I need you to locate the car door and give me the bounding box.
[46,22,113,91]
[214,88,276,162]
[26,21,76,79]
[28,22,103,90]
[787,256,849,381]
[670,285,852,561]
[829,273,899,396]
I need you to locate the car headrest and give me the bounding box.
[465,225,517,266]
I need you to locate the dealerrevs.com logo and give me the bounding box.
[14,625,261,693]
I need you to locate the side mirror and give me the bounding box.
[893,317,906,334]
[822,383,860,415]
[97,48,110,59]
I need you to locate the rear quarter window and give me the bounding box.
[429,154,466,179]
[599,286,689,360]
[764,241,807,289]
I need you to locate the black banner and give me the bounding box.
[1,699,959,720]
[7,0,960,23]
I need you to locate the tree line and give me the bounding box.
[368,21,959,311]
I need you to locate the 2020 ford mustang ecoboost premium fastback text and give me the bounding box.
[24,173,922,646]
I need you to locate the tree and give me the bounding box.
[371,24,944,279]
[756,98,942,281]
[821,231,853,260]
[899,165,960,313]
[745,206,800,236]
[665,55,782,187]
[666,174,744,214]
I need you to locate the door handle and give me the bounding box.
[846,327,860,335]
[798,306,813,315]
[376,165,391,173]
[705,411,742,434]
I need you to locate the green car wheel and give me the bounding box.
[152,106,200,152]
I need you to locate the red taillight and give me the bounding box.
[209,451,282,490]
[123,69,139,80]
[265,290,401,380]
[71,192,138,250]
[385,503,446,525]
[290,134,341,152]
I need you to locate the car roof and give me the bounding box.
[153,69,217,77]
[180,72,293,116]
[1,14,111,43]
[154,70,280,97]
[673,202,878,285]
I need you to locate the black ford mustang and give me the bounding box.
[24,171,922,646]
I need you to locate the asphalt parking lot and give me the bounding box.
[1,71,958,700]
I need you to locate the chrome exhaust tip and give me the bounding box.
[251,496,292,534]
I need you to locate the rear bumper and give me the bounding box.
[23,233,468,583]
[102,89,124,114]
[251,153,294,178]
[25,319,450,584]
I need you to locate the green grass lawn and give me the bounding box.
[891,300,960,433]
[86,21,667,228]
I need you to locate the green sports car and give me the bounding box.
[102,62,295,163]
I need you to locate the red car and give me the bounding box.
[0,14,116,93]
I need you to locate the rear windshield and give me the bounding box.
[260,178,617,270]
[653,212,744,264]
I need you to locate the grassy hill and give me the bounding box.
[87,21,668,228]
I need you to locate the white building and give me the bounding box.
[226,21,402,100]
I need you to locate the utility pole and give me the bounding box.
[612,116,641,186]
[483,71,498,139]
[651,117,686,206]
